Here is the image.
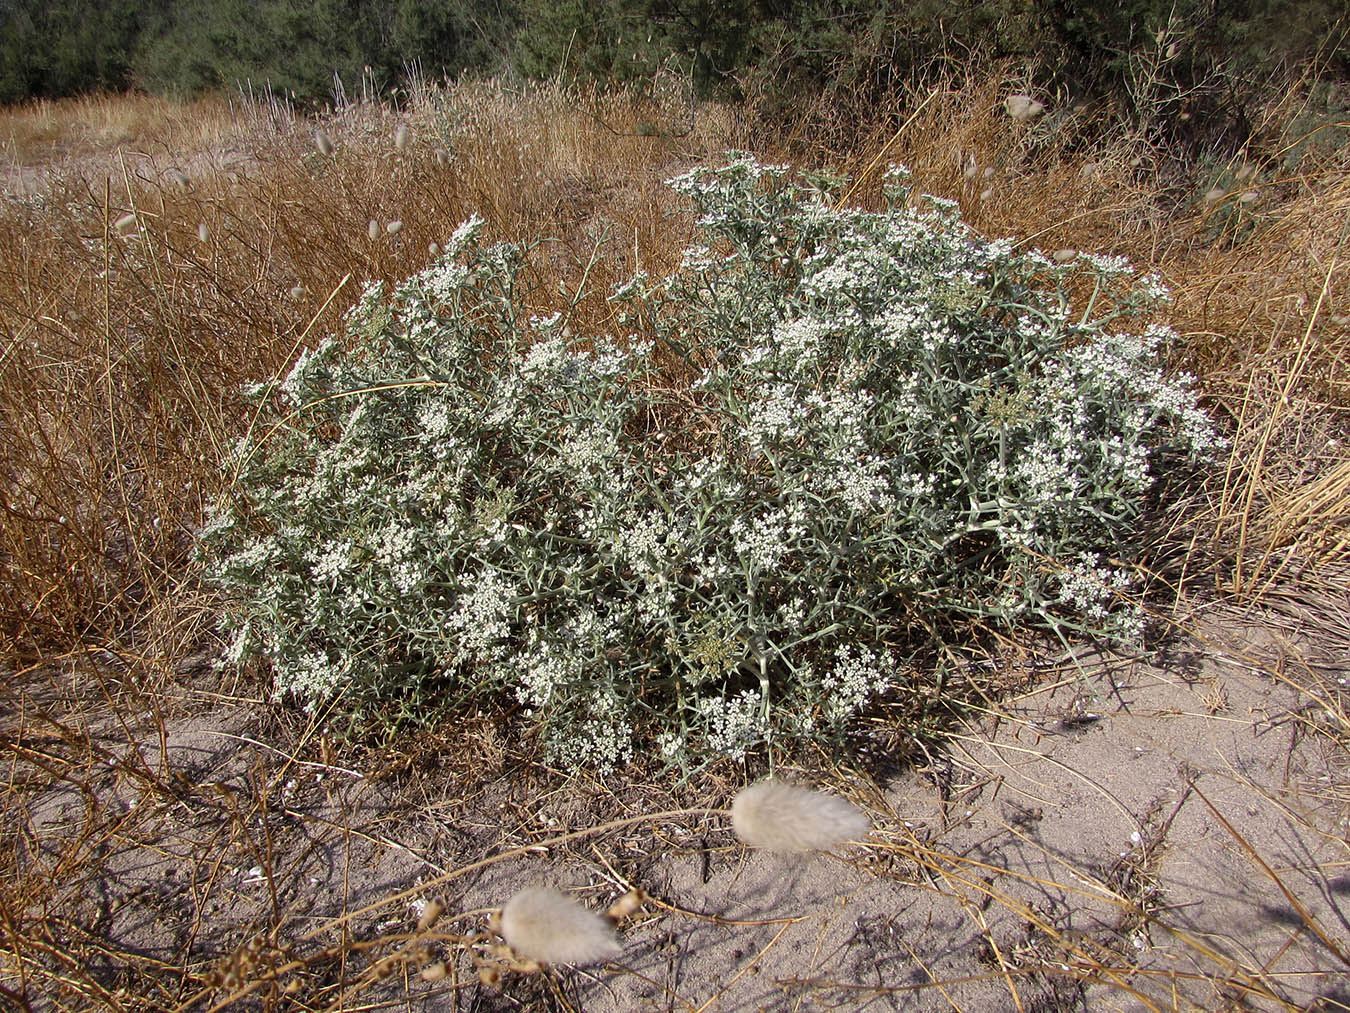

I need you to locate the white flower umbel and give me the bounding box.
[498,887,621,966]
[731,780,871,852]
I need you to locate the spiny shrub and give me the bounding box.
[199,155,1222,771]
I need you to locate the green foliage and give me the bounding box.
[2,0,1343,131]
[199,157,1222,772]
[0,0,150,103]
[0,0,515,104]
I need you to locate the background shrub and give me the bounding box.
[200,156,1221,771]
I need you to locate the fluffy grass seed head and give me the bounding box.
[498,887,621,966]
[1004,94,1045,121]
[386,220,403,235]
[731,780,871,853]
[367,219,380,241]
[394,123,409,152]
[197,222,209,243]
[314,126,334,156]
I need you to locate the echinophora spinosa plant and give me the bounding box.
[199,156,1222,771]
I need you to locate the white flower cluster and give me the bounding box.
[698,689,765,760]
[822,644,894,721]
[448,568,516,664]
[730,503,807,571]
[1057,552,1145,644]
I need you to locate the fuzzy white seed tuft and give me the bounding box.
[394,123,409,152]
[368,219,380,241]
[197,222,210,243]
[731,780,870,853]
[385,220,403,235]
[498,887,621,966]
[314,127,334,156]
[1004,94,1045,121]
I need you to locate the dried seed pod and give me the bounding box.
[605,888,646,920]
[386,220,403,235]
[368,219,380,241]
[416,898,445,931]
[478,965,501,988]
[197,222,210,243]
[1052,248,1078,264]
[420,961,448,982]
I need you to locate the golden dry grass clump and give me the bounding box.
[0,79,737,658]
[498,886,622,966]
[731,779,871,852]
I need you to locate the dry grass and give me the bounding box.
[0,80,737,661]
[0,92,250,172]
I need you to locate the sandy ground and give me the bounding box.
[4,602,1348,1012]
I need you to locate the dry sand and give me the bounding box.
[5,604,1347,1011]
